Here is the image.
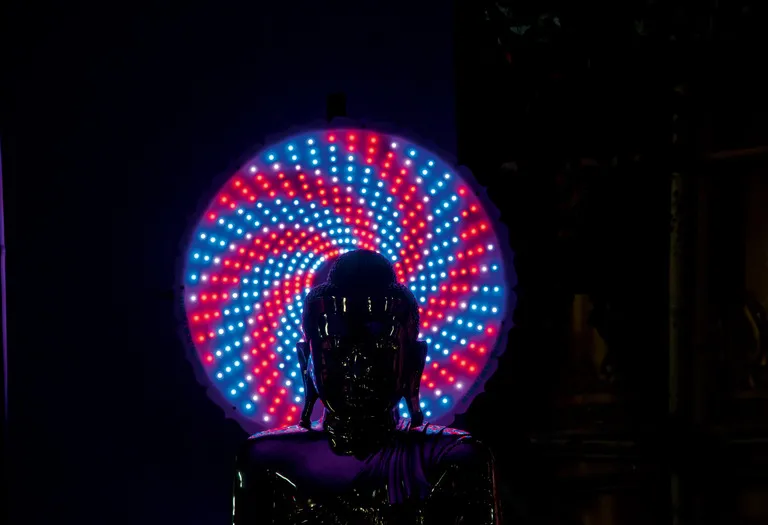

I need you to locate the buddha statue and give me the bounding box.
[232,249,502,524]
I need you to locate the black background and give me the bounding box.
[4,2,457,523]
[7,1,768,524]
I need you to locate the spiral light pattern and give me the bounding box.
[183,128,511,430]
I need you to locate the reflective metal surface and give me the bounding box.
[300,292,426,457]
[233,424,501,524]
[232,250,502,524]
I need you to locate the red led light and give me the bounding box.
[184,128,511,431]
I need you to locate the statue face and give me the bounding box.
[303,295,415,419]
[296,250,427,429]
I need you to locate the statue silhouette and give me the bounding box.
[233,250,502,524]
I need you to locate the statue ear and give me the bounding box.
[296,342,318,428]
[403,340,428,428]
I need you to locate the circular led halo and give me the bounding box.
[182,127,514,432]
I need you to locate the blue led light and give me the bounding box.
[182,128,512,431]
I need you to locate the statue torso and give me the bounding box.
[233,424,500,525]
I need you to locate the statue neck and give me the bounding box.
[322,409,397,458]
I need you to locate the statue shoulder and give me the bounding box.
[411,424,493,464]
[248,424,312,441]
[237,425,323,468]
[441,434,495,466]
[404,424,494,467]
[412,423,471,437]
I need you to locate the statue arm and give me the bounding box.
[232,447,294,525]
[424,439,503,525]
[232,463,271,525]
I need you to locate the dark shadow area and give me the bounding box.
[3,0,768,524]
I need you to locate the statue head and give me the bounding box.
[297,250,427,452]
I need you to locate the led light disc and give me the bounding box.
[182,128,512,431]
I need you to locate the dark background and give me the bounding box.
[4,1,768,524]
[3,2,456,524]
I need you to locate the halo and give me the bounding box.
[180,124,515,433]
